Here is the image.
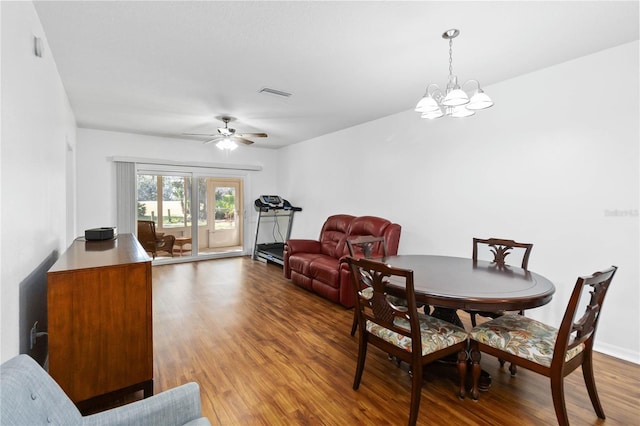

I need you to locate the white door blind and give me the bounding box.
[115,161,136,234]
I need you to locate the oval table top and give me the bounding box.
[381,255,556,312]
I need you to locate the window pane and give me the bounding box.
[137,174,191,229]
[198,178,207,226]
[161,176,190,229]
[215,186,236,230]
[137,174,158,222]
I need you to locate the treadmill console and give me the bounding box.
[259,195,284,208]
[255,195,293,210]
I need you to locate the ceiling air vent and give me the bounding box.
[258,87,292,98]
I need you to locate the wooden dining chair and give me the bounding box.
[469,266,617,426]
[137,220,175,259]
[469,237,534,375]
[347,236,388,336]
[345,256,468,426]
[346,235,388,260]
[472,237,533,272]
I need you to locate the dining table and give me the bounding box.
[378,254,556,389]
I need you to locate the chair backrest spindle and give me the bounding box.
[473,237,533,269]
[347,257,419,349]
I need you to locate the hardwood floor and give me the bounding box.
[151,257,640,425]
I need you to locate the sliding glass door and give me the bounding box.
[136,167,244,261]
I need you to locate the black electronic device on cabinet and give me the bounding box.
[85,227,116,241]
[253,196,301,265]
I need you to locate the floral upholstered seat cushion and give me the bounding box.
[469,313,584,367]
[366,313,468,356]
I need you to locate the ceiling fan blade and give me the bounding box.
[236,132,268,138]
[186,117,264,146]
[234,137,254,145]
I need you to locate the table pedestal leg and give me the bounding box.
[430,307,464,328]
[429,307,492,392]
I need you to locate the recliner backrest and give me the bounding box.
[348,216,390,238]
[319,214,354,258]
[317,214,402,260]
[348,216,401,256]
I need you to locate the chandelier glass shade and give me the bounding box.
[415,29,493,119]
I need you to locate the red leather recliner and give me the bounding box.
[284,214,401,307]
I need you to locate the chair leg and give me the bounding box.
[470,312,477,327]
[350,310,358,336]
[408,361,423,426]
[582,350,606,419]
[550,376,570,426]
[470,346,481,400]
[497,358,517,375]
[353,335,368,390]
[509,311,523,375]
[457,350,467,399]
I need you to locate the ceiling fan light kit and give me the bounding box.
[216,138,238,151]
[415,29,493,119]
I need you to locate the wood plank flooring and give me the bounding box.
[151,257,640,425]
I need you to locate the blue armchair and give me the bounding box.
[0,355,210,426]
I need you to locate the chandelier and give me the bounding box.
[415,29,493,119]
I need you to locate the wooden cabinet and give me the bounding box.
[47,234,153,407]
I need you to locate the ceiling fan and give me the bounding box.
[184,116,267,150]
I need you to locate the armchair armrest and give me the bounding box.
[283,239,322,279]
[285,239,321,254]
[83,382,209,426]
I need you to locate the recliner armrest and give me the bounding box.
[284,239,321,254]
[83,382,209,426]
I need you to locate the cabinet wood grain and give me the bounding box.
[47,234,153,405]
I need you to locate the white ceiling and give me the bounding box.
[33,1,639,149]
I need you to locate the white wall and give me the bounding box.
[0,2,77,363]
[279,41,640,363]
[76,128,280,253]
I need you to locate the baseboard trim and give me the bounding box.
[595,342,640,364]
